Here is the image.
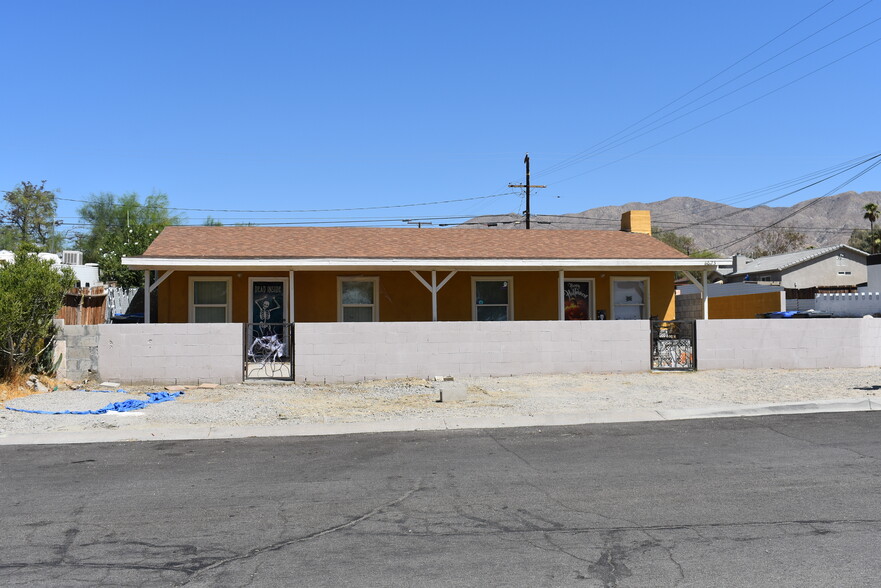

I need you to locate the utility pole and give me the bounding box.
[508,153,545,229]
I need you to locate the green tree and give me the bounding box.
[653,229,718,258]
[203,216,223,226]
[847,228,879,253]
[0,246,76,380]
[74,192,182,288]
[864,203,879,254]
[0,181,64,252]
[749,229,808,257]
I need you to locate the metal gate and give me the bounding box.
[243,322,294,380]
[651,319,696,371]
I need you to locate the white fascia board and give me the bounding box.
[123,256,728,272]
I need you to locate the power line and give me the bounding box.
[55,191,519,214]
[709,157,881,251]
[540,0,868,174]
[651,150,881,220]
[547,33,881,187]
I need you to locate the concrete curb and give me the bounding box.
[1,397,878,446]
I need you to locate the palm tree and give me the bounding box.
[865,203,879,254]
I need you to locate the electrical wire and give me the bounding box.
[54,190,519,214]
[538,1,875,177]
[547,33,881,187]
[709,157,881,251]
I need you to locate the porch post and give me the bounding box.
[702,270,709,320]
[558,270,564,320]
[431,271,438,321]
[144,270,151,324]
[289,270,295,322]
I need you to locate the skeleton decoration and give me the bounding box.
[247,288,289,377]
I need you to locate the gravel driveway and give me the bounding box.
[2,368,881,438]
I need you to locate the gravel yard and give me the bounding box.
[2,367,881,438]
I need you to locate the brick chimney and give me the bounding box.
[620,210,651,235]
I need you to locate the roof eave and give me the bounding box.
[122,256,726,272]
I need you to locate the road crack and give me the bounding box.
[180,477,423,584]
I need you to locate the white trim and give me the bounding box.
[148,270,174,293]
[289,270,295,323]
[338,276,379,322]
[188,276,232,323]
[472,276,514,321]
[123,256,726,272]
[561,277,596,321]
[610,276,650,320]
[247,277,289,324]
[410,270,458,321]
[144,271,151,324]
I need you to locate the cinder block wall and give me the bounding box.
[61,323,242,384]
[60,318,881,385]
[57,325,101,381]
[294,320,649,383]
[814,292,881,317]
[696,318,873,370]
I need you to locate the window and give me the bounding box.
[473,277,512,321]
[189,277,231,323]
[562,279,594,320]
[611,278,648,320]
[339,277,378,322]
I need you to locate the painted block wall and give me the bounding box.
[60,318,881,385]
[294,320,650,383]
[696,318,873,370]
[61,323,242,384]
[813,292,881,317]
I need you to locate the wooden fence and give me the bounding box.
[57,286,107,325]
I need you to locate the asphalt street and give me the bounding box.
[2,412,881,587]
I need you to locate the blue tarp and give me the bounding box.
[5,390,183,415]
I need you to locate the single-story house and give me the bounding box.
[122,211,725,324]
[722,245,868,289]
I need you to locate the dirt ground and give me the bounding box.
[2,368,881,438]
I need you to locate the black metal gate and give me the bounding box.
[651,319,696,371]
[243,322,294,380]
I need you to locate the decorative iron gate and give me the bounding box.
[651,319,696,371]
[243,322,294,380]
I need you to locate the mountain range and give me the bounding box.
[462,190,881,256]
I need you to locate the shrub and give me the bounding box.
[0,248,75,380]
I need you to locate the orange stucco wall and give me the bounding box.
[156,269,677,322]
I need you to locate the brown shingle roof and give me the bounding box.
[139,226,687,260]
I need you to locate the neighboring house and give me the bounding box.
[0,249,106,325]
[122,211,725,324]
[0,249,100,287]
[723,245,868,289]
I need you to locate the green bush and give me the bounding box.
[0,248,75,380]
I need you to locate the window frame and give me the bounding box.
[609,276,649,320]
[560,277,596,321]
[188,276,232,323]
[471,276,514,321]
[337,276,379,322]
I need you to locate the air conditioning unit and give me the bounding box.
[62,250,83,266]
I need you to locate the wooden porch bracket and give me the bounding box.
[410,270,458,321]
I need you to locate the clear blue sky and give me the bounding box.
[2,1,879,231]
